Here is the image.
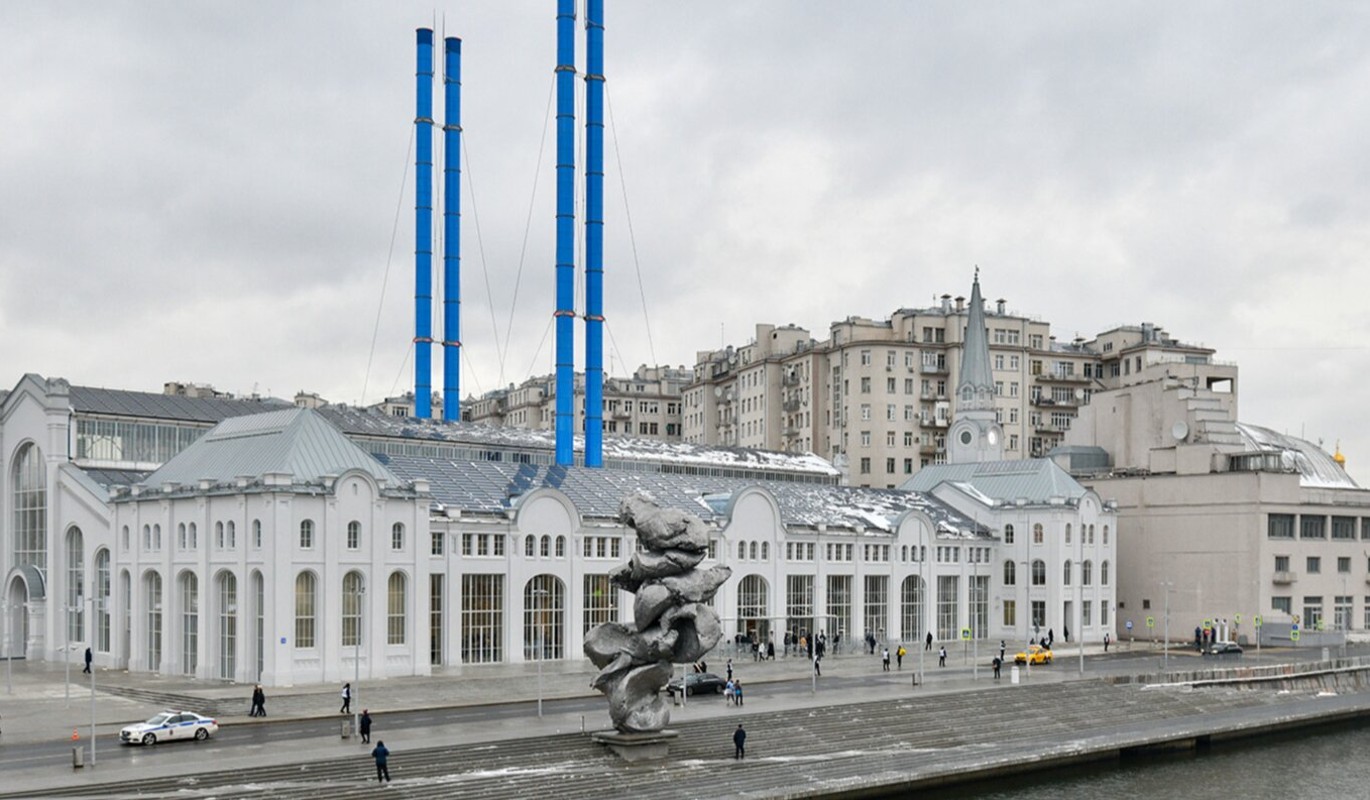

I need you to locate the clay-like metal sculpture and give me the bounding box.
[584,494,731,732]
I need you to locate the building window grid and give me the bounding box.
[863,575,888,640]
[523,575,565,660]
[181,573,198,676]
[826,575,852,639]
[388,572,407,645]
[218,573,237,680]
[936,575,958,640]
[294,572,316,648]
[342,571,364,647]
[583,574,618,633]
[461,574,503,663]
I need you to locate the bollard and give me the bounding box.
[1010,665,1020,685]
[72,746,84,769]
[341,720,352,739]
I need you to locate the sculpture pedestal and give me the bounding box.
[590,729,679,762]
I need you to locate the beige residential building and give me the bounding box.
[466,364,689,441]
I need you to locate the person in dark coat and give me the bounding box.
[733,724,747,759]
[371,740,390,782]
[360,709,372,743]
[925,631,933,651]
[83,647,92,674]
[340,682,352,714]
[250,685,266,717]
[992,656,1002,680]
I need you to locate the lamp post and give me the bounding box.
[88,596,101,767]
[3,597,12,695]
[1160,580,1173,675]
[1019,559,1032,680]
[532,587,549,718]
[64,589,83,708]
[917,528,927,689]
[1077,523,1085,677]
[352,583,365,737]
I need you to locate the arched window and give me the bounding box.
[342,571,365,647]
[539,535,550,557]
[294,572,317,648]
[737,575,770,642]
[387,572,407,645]
[523,575,566,660]
[215,521,225,549]
[1003,524,1014,544]
[524,536,535,557]
[749,541,758,560]
[1031,559,1046,586]
[391,523,405,551]
[1088,525,1095,545]
[1103,525,1110,545]
[143,524,153,550]
[144,570,163,671]
[178,523,187,550]
[1101,560,1110,586]
[761,542,769,561]
[901,545,909,562]
[1083,560,1093,586]
[1032,523,1044,544]
[188,522,197,549]
[555,535,566,558]
[299,520,315,549]
[346,521,361,550]
[154,524,162,550]
[218,571,237,680]
[66,527,85,642]
[1003,560,1016,586]
[252,519,262,549]
[181,572,198,675]
[901,575,925,640]
[1063,560,1072,586]
[11,442,47,572]
[94,548,111,652]
[121,525,130,550]
[225,521,235,549]
[738,540,746,560]
[1065,524,1072,545]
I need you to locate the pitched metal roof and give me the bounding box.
[1235,423,1360,489]
[900,458,1088,503]
[143,408,401,487]
[957,274,995,404]
[69,385,291,423]
[377,453,988,536]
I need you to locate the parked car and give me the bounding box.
[119,711,219,745]
[665,672,727,697]
[1013,644,1053,665]
[1206,641,1244,656]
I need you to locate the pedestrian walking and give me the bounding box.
[925,631,933,651]
[1064,625,1070,643]
[734,680,744,706]
[992,656,1002,679]
[340,682,352,714]
[896,644,905,669]
[371,740,391,783]
[766,639,775,660]
[999,640,1006,661]
[938,646,947,667]
[882,647,890,672]
[250,685,266,717]
[1104,632,1111,652]
[83,647,92,674]
[360,709,372,743]
[724,679,735,705]
[726,658,733,681]
[813,655,822,677]
[733,724,747,760]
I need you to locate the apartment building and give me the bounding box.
[466,364,690,441]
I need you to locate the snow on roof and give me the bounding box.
[1235,423,1359,489]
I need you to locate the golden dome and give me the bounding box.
[1333,442,1346,467]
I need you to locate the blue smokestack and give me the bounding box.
[414,28,435,419]
[583,0,605,467]
[554,0,576,465]
[442,37,462,421]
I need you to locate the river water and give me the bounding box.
[944,720,1370,799]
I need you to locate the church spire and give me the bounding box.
[957,268,995,411]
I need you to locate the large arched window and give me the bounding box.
[737,574,770,642]
[294,572,317,648]
[387,572,407,645]
[1101,560,1110,586]
[1063,560,1072,586]
[1003,560,1016,586]
[66,526,84,642]
[11,442,47,572]
[523,575,566,660]
[901,575,925,640]
[252,571,265,681]
[1031,559,1047,586]
[94,548,111,652]
[144,570,163,671]
[180,571,198,675]
[342,571,365,647]
[1082,560,1093,586]
[218,571,237,680]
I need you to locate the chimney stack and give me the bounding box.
[413,28,435,419]
[441,37,462,421]
[583,0,606,466]
[553,0,577,465]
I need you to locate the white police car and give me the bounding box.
[118,711,219,745]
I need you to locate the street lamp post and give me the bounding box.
[917,529,927,689]
[1161,580,1173,675]
[3,598,12,695]
[88,596,100,767]
[532,588,549,718]
[1077,524,1085,677]
[64,591,83,708]
[1019,560,1032,680]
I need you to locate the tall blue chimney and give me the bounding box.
[442,36,462,421]
[583,0,605,466]
[553,0,576,465]
[414,28,435,419]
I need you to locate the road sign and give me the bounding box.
[1146,616,1155,629]
[1234,614,1242,624]
[1126,620,1134,631]
[1254,615,1262,627]
[1290,629,1301,642]
[1203,619,1212,630]
[961,627,971,640]
[1291,622,1299,632]
[1292,614,1300,625]
[1317,619,1326,632]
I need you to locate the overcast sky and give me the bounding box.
[3,2,1368,482]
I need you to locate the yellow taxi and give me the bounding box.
[1013,644,1053,665]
